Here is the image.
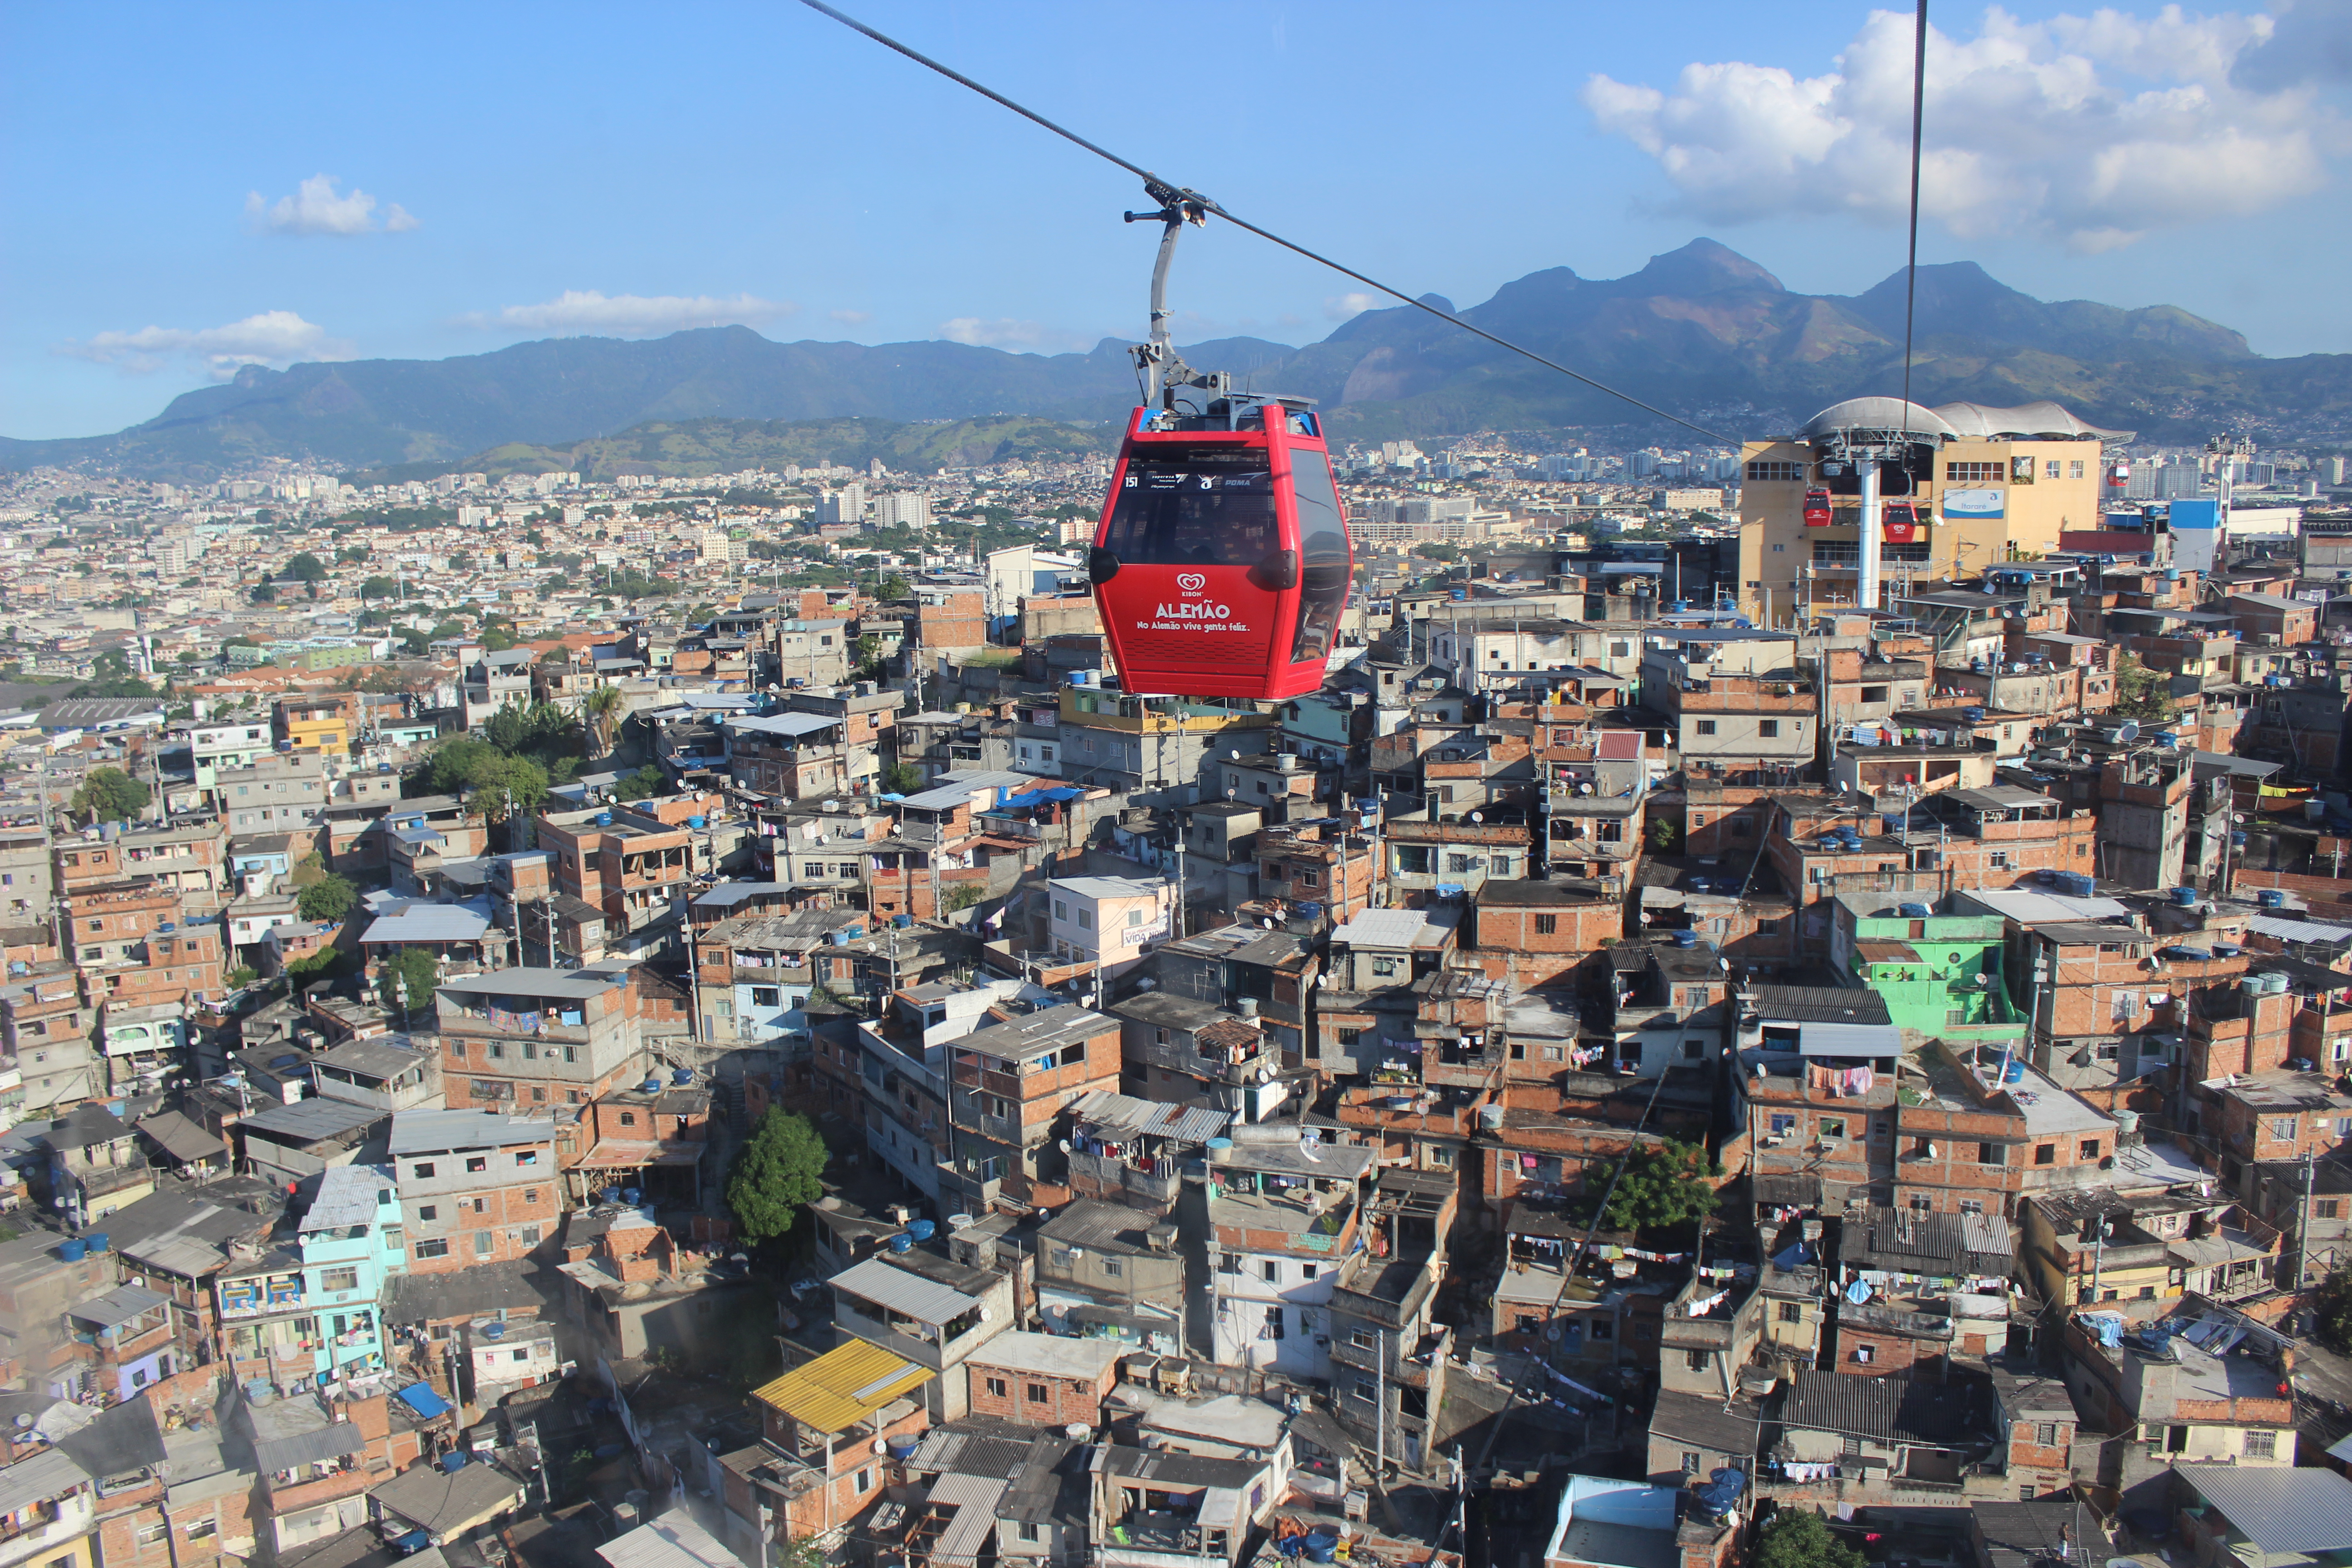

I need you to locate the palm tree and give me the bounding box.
[583,684,624,757]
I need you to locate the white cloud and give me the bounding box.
[935,317,1093,353]
[55,310,353,377]
[1583,5,2329,251]
[245,174,417,236]
[828,309,872,325]
[1324,292,1381,319]
[469,290,796,336]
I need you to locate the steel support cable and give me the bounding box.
[796,0,1737,446]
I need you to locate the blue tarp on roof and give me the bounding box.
[395,1382,451,1419]
[995,786,1082,812]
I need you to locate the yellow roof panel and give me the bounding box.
[750,1338,934,1434]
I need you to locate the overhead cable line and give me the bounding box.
[796,0,1738,446]
[1899,0,1931,419]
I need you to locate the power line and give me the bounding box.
[795,0,1738,447]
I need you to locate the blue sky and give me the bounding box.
[6,0,2349,441]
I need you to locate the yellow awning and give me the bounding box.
[749,1339,933,1434]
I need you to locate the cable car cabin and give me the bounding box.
[1089,394,1351,701]
[1882,502,1919,544]
[1802,488,1833,527]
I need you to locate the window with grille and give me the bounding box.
[1946,462,2004,482]
[1535,914,1558,935]
[2244,1431,2276,1458]
[1746,461,1802,482]
[2036,1423,2058,1445]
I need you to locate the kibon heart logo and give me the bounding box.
[1176,573,1206,593]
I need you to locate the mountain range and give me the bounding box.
[12,238,2352,481]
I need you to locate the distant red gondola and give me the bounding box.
[1882,502,1919,544]
[1803,487,1833,527]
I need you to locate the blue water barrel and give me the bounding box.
[906,1219,936,1242]
[596,811,613,827]
[671,1067,694,1085]
[687,816,706,829]
[2003,1061,2026,1083]
[1673,931,1698,948]
[2171,887,2198,907]
[83,1233,107,1255]
[441,1451,470,1472]
[640,1078,662,1093]
[622,1188,641,1206]
[889,1233,914,1253]
[59,1239,86,1262]
[2259,889,2287,909]
[600,1186,621,1205]
[886,1435,920,1460]
[481,1321,506,1341]
[893,914,912,929]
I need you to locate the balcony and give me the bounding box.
[1069,1148,1183,1207]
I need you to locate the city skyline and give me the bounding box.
[8,0,2352,441]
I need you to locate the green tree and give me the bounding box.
[877,573,909,600]
[335,546,369,565]
[881,762,925,795]
[615,764,668,800]
[449,549,473,571]
[379,946,439,1020]
[282,552,328,583]
[250,581,278,604]
[1588,1137,1721,1234]
[726,1110,830,1246]
[360,575,398,600]
[296,873,358,923]
[71,767,150,825]
[582,685,625,754]
[1652,818,1681,851]
[1755,1512,1866,1568]
[2112,651,2178,724]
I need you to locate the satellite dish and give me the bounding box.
[1058,1139,1072,1153]
[872,1437,890,1454]
[1470,811,1482,823]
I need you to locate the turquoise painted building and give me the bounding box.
[1826,892,2024,1047]
[294,1162,407,1384]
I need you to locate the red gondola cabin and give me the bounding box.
[1089,394,1352,701]
[1882,502,1918,544]
[1803,487,1833,528]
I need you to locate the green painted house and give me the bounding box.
[1827,891,2024,1048]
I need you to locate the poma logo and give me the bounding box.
[1175,573,1206,594]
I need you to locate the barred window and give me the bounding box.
[1745,460,1803,482]
[1946,462,2005,482]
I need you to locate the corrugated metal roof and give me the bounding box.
[595,1510,740,1568]
[361,906,490,944]
[388,1110,555,1157]
[726,712,843,739]
[301,1164,395,1232]
[236,1098,382,1143]
[1779,1369,1984,1446]
[2251,916,2352,945]
[0,1449,89,1516]
[253,1416,368,1475]
[926,1473,1009,1563]
[829,1256,984,1325]
[437,970,621,1001]
[69,1283,170,1329]
[1750,986,1893,1027]
[1797,1021,1903,1056]
[2181,1466,2352,1553]
[747,1339,933,1434]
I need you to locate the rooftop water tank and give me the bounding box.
[1963,707,1986,722]
[906,1219,937,1243]
[596,812,613,827]
[889,1233,914,1254]
[1479,1104,1505,1133]
[2113,1108,2141,1139]
[671,1067,694,1085]
[2170,887,2198,907]
[640,1078,662,1093]
[83,1233,107,1256]
[58,1240,85,1262]
[2258,889,2287,909]
[1673,931,1698,948]
[622,1188,641,1206]
[480,1321,506,1341]
[687,816,706,829]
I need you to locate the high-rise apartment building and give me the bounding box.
[818,484,867,527]
[872,492,931,530]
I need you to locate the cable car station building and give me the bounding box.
[1735,398,2127,622]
